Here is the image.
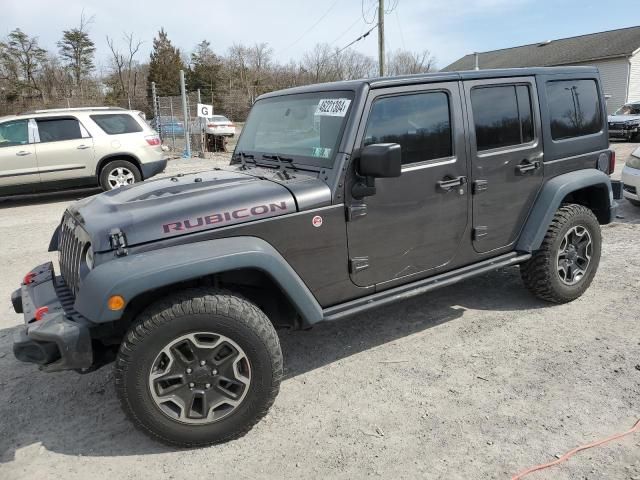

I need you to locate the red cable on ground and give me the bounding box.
[511,418,640,480]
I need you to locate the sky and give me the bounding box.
[2,0,638,72]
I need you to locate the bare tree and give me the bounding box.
[386,49,437,76]
[106,32,143,107]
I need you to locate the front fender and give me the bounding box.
[516,169,614,252]
[73,236,323,325]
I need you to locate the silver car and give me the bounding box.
[621,146,640,207]
[0,107,168,195]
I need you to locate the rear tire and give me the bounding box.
[99,159,141,191]
[520,204,601,303]
[115,288,282,447]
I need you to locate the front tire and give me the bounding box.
[520,204,601,303]
[115,289,282,447]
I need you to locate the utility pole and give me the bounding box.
[180,69,191,158]
[378,0,385,76]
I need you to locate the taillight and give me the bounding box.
[145,136,161,146]
[207,123,215,127]
[609,150,616,174]
[34,306,49,321]
[23,272,36,285]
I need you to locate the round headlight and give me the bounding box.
[84,244,94,270]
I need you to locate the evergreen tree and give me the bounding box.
[148,28,184,98]
[57,14,96,89]
[187,40,222,108]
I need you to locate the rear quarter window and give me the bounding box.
[546,79,602,140]
[91,114,143,135]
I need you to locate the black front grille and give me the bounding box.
[58,214,86,296]
[623,184,637,194]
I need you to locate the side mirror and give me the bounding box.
[359,143,402,178]
[352,143,402,199]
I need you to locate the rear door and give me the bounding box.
[34,116,95,182]
[346,82,469,287]
[463,77,544,253]
[0,118,39,188]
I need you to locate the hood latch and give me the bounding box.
[109,229,128,257]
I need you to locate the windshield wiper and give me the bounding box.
[262,154,293,164]
[233,151,256,168]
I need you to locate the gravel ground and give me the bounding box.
[0,142,639,480]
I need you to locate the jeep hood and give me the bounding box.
[67,167,331,252]
[608,114,640,122]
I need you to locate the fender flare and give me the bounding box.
[516,169,613,252]
[74,236,324,325]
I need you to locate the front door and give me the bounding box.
[0,119,39,188]
[34,117,95,182]
[463,77,544,253]
[346,82,469,287]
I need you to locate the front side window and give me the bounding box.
[471,84,534,151]
[236,91,354,166]
[363,91,452,165]
[36,118,82,142]
[91,114,143,135]
[547,79,602,140]
[0,120,29,148]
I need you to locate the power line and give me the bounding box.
[332,2,377,46]
[335,23,378,57]
[362,0,377,24]
[279,0,342,55]
[385,0,399,14]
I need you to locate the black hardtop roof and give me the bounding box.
[258,66,600,100]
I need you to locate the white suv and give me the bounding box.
[0,107,168,195]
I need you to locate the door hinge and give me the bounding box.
[346,204,367,221]
[473,226,489,240]
[349,257,370,274]
[109,228,128,257]
[473,180,488,194]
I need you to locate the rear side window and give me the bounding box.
[363,91,452,165]
[91,114,143,135]
[546,80,602,140]
[36,118,82,142]
[471,84,534,151]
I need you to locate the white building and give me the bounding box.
[444,26,640,113]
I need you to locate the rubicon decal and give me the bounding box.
[163,201,290,234]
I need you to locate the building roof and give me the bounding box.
[443,25,640,71]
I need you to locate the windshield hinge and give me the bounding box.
[109,229,128,257]
[346,204,367,221]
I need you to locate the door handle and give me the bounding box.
[77,144,91,150]
[516,160,540,174]
[437,176,467,191]
[16,150,32,156]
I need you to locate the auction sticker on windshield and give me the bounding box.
[315,98,351,117]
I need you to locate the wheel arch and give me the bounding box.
[95,153,143,177]
[516,169,614,253]
[74,237,324,328]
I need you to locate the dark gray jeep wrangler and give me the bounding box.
[12,67,617,447]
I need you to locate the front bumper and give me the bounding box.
[140,158,168,180]
[609,128,638,139]
[621,165,640,201]
[12,262,93,372]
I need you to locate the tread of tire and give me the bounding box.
[520,204,598,304]
[114,288,282,447]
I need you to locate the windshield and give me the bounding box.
[236,91,354,166]
[614,104,640,115]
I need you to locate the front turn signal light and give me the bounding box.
[107,295,126,311]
